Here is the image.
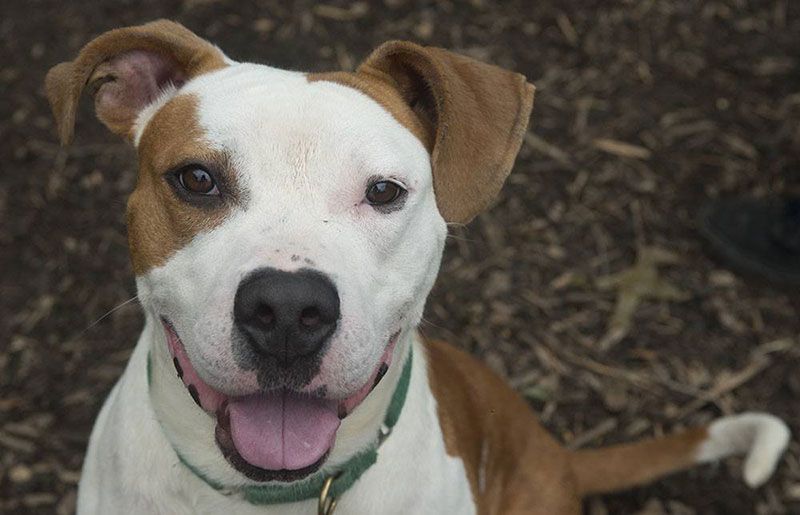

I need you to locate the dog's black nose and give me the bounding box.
[233,268,340,365]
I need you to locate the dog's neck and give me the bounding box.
[145,311,417,493]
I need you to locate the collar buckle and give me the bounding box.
[318,472,342,515]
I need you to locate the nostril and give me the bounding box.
[299,306,322,328]
[255,303,275,327]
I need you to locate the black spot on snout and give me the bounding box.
[173,357,183,378]
[187,384,201,407]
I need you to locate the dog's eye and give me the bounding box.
[365,180,405,206]
[177,166,219,196]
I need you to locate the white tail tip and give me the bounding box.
[695,412,790,488]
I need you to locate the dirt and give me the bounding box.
[1,1,799,514]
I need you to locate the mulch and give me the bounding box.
[1,1,799,513]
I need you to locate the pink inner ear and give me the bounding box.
[93,50,187,134]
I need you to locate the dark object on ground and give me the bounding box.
[699,196,800,287]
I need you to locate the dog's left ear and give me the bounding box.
[357,41,534,224]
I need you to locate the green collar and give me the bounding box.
[147,348,413,506]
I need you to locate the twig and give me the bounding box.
[567,418,618,450]
[673,356,772,420]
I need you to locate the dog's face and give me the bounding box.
[135,65,446,399]
[46,20,533,483]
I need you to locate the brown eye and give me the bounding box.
[366,180,405,206]
[177,167,218,195]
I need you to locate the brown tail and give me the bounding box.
[569,413,790,496]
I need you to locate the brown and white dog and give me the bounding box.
[46,20,790,515]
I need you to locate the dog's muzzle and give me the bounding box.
[161,264,399,482]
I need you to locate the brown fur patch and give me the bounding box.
[424,337,716,512]
[128,94,234,274]
[42,20,233,275]
[570,425,709,496]
[424,338,581,515]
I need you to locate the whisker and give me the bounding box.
[445,233,481,243]
[419,317,447,330]
[66,295,140,343]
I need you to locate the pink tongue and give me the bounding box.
[228,391,340,471]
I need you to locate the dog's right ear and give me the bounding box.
[356,42,534,224]
[44,19,227,145]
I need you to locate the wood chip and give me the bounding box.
[313,3,369,21]
[592,138,652,160]
[567,418,618,449]
[0,431,36,454]
[524,133,575,167]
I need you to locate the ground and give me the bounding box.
[1,1,799,514]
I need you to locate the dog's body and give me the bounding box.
[46,21,789,515]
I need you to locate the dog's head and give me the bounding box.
[46,20,533,484]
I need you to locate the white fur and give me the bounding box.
[695,413,791,487]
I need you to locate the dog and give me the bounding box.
[45,20,790,515]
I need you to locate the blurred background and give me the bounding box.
[1,1,799,513]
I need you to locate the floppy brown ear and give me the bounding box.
[44,19,226,145]
[357,41,534,224]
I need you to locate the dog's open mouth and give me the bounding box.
[161,319,398,482]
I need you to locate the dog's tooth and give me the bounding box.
[187,384,202,408]
[173,357,183,378]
